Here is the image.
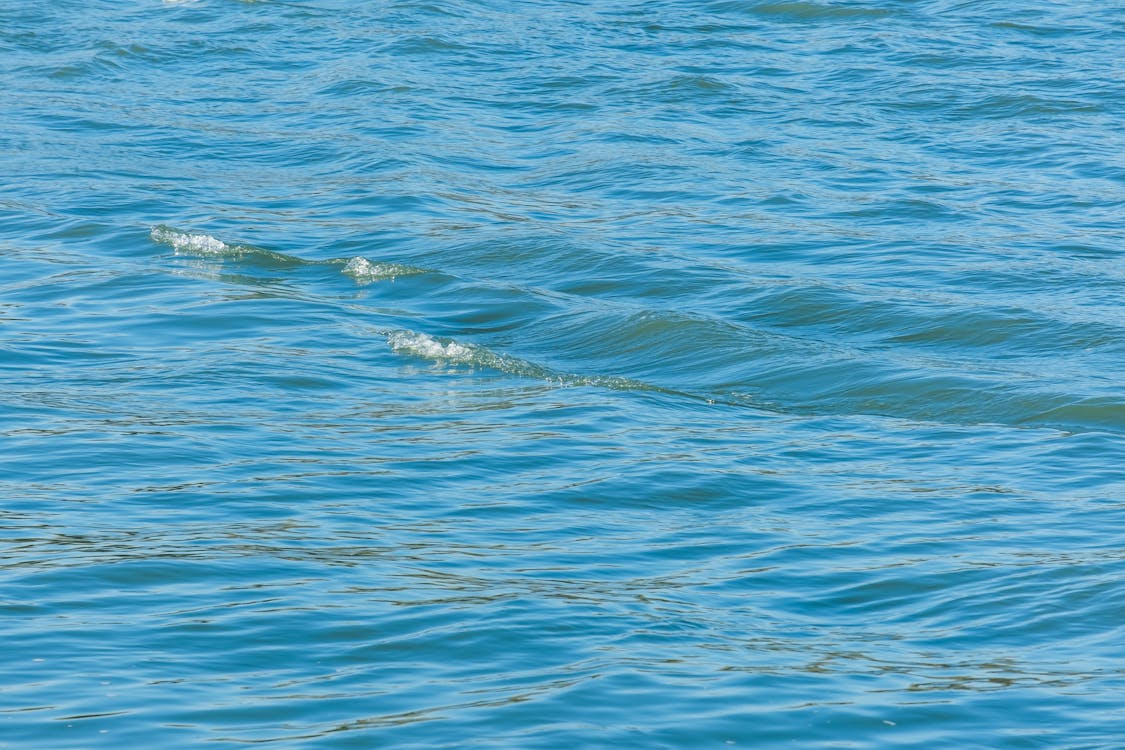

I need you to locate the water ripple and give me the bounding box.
[4,0,1125,747]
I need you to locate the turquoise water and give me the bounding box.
[3,0,1125,746]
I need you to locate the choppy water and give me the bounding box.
[3,0,1125,747]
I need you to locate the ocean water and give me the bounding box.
[3,0,1125,746]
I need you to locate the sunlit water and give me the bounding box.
[3,1,1125,747]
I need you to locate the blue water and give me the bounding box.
[3,0,1125,747]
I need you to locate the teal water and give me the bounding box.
[3,0,1125,747]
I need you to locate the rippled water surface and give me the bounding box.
[4,0,1125,747]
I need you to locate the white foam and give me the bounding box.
[383,329,659,391]
[150,226,229,256]
[342,256,406,284]
[386,331,476,362]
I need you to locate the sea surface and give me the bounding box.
[3,0,1125,747]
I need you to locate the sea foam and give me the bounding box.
[382,329,664,396]
[150,226,231,256]
[386,331,477,363]
[342,256,421,284]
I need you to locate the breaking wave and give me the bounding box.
[151,226,425,280]
[341,256,426,283]
[150,225,232,256]
[383,329,711,401]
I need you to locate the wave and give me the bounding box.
[386,329,557,378]
[341,256,426,284]
[149,226,1125,434]
[150,225,426,281]
[150,226,231,256]
[150,225,308,267]
[709,0,895,21]
[384,329,703,400]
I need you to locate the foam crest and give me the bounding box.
[150,225,315,268]
[386,329,557,380]
[342,256,424,284]
[150,225,234,257]
[387,330,478,363]
[383,329,695,401]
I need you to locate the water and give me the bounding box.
[3,0,1125,746]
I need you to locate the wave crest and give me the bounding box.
[342,256,425,284]
[387,330,479,362]
[150,225,231,256]
[383,329,690,401]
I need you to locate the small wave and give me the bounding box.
[150,224,299,265]
[151,225,321,268]
[712,0,894,20]
[341,256,425,284]
[150,226,231,256]
[384,329,715,403]
[387,330,480,363]
[152,226,429,279]
[387,329,575,381]
[385,331,550,380]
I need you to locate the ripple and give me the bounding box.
[6,0,1125,747]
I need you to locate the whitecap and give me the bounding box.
[150,226,230,256]
[386,330,477,363]
[383,329,678,395]
[342,256,415,284]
